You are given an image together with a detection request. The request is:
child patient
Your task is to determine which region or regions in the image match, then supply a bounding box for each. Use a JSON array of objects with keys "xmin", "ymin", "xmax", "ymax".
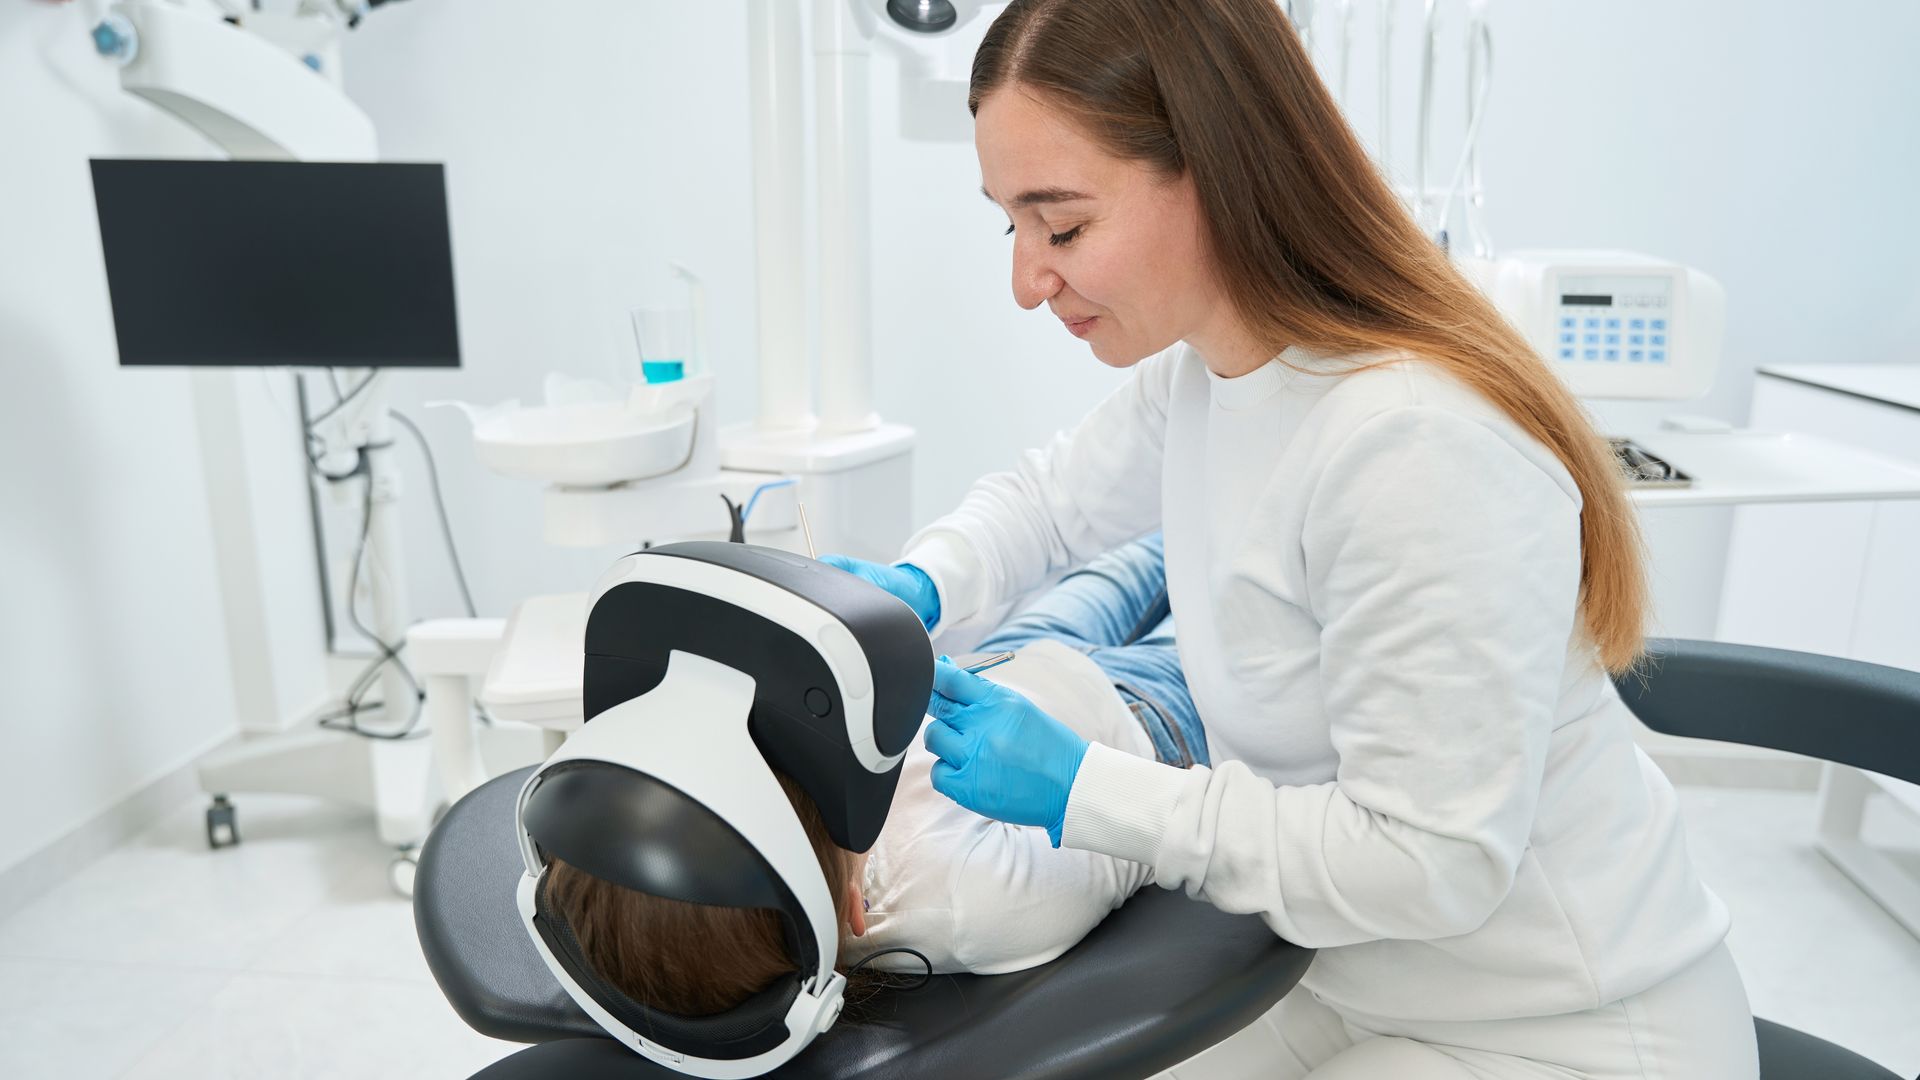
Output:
[{"xmin": 546, "ymin": 534, "xmax": 1204, "ymax": 1017}]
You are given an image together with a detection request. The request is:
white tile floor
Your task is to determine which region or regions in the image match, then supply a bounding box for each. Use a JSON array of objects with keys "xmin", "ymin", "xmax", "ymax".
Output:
[
  {"xmin": 0, "ymin": 794, "xmax": 520, "ymax": 1079},
  {"xmin": 1, "ymin": 784, "xmax": 1916, "ymax": 1079}
]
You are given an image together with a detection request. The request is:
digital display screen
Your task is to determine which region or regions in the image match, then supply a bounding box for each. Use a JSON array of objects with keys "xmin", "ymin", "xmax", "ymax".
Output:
[
  {"xmin": 1560, "ymin": 294, "xmax": 1613, "ymax": 307},
  {"xmin": 91, "ymin": 159, "xmax": 460, "ymax": 368}
]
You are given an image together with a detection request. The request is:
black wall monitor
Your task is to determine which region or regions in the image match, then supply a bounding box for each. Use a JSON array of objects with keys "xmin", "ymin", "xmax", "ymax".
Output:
[{"xmin": 90, "ymin": 159, "xmax": 460, "ymax": 369}]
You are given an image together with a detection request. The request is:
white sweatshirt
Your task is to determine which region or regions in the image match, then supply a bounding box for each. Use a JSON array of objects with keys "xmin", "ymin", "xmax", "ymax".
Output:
[
  {"xmin": 899, "ymin": 344, "xmax": 1730, "ymax": 1023},
  {"xmin": 850, "ymin": 640, "xmax": 1156, "ymax": 975}
]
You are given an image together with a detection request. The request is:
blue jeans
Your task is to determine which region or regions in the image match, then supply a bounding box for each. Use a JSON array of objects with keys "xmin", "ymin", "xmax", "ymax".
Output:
[{"xmin": 973, "ymin": 534, "xmax": 1208, "ymax": 768}]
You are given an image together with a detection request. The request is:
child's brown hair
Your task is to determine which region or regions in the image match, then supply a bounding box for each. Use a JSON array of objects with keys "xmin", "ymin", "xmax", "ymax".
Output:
[{"xmin": 544, "ymin": 771, "xmax": 857, "ymax": 1017}]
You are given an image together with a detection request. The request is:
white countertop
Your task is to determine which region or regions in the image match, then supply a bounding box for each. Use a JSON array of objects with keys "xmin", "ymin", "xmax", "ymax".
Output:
[
  {"xmin": 1758, "ymin": 363, "xmax": 1920, "ymax": 412},
  {"xmin": 1623, "ymin": 429, "xmax": 1920, "ymax": 507},
  {"xmin": 470, "ymin": 432, "xmax": 1920, "ymax": 719}
]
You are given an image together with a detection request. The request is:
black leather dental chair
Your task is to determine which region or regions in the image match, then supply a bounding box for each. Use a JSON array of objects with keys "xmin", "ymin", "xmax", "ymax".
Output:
[
  {"xmin": 417, "ymin": 635, "xmax": 1920, "ymax": 1078},
  {"xmin": 416, "ymin": 763, "xmax": 1315, "ymax": 1079},
  {"xmin": 1615, "ymin": 638, "xmax": 1920, "ymax": 1080}
]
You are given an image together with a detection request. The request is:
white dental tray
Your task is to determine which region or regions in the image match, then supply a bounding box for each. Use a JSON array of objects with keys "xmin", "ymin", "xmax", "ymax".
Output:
[
  {"xmin": 468, "ymin": 401, "xmax": 695, "ymax": 488},
  {"xmin": 479, "ymin": 591, "xmax": 588, "ymax": 730}
]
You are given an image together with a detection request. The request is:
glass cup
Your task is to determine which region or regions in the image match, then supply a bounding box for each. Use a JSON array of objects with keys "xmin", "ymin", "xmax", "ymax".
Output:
[{"xmin": 630, "ymin": 305, "xmax": 692, "ymax": 384}]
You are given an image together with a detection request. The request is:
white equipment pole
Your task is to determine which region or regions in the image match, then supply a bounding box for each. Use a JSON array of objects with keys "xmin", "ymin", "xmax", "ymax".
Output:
[
  {"xmin": 813, "ymin": 0, "xmax": 879, "ymax": 435},
  {"xmin": 359, "ymin": 381, "xmax": 416, "ymax": 742},
  {"xmin": 747, "ymin": 0, "xmax": 815, "ymax": 434}
]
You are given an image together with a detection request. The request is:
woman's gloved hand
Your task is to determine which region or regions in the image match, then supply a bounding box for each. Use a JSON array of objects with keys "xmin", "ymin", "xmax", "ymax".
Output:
[
  {"xmin": 924, "ymin": 657, "xmax": 1090, "ymax": 847},
  {"xmin": 817, "ymin": 554, "xmax": 941, "ymax": 631}
]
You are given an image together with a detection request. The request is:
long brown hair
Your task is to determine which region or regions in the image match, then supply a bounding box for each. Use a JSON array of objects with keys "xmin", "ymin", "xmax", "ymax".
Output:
[
  {"xmin": 971, "ymin": 0, "xmax": 1648, "ymax": 674},
  {"xmin": 545, "ymin": 772, "xmax": 858, "ymax": 1017}
]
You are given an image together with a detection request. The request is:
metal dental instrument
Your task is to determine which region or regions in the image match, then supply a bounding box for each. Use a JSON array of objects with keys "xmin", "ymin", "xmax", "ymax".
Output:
[
  {"xmin": 1416, "ymin": 0, "xmax": 1438, "ymax": 237},
  {"xmin": 963, "ymin": 651, "xmax": 1016, "ymax": 675},
  {"xmin": 1462, "ymin": 1, "xmax": 1495, "ymax": 257},
  {"xmin": 797, "ymin": 501, "xmax": 818, "ymax": 558},
  {"xmin": 1333, "ymin": 0, "xmax": 1353, "ymax": 106},
  {"xmin": 1291, "ymin": 0, "xmax": 1317, "ymax": 57},
  {"xmin": 1433, "ymin": 16, "xmax": 1494, "ymax": 253},
  {"xmin": 1379, "ymin": 0, "xmax": 1395, "ymax": 166}
]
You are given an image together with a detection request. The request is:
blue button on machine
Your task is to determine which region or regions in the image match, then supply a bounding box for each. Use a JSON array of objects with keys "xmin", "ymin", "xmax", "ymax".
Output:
[
  {"xmin": 1651, "ymin": 319, "xmax": 1667, "ymax": 331},
  {"xmin": 1629, "ymin": 318, "xmax": 1645, "ymax": 330},
  {"xmin": 1629, "ymin": 334, "xmax": 1645, "ymax": 346},
  {"xmin": 1651, "ymin": 334, "xmax": 1666, "ymax": 346},
  {"xmin": 1560, "ymin": 332, "xmax": 1576, "ymax": 345},
  {"xmin": 1605, "ymin": 318, "xmax": 1621, "ymax": 329},
  {"xmin": 1584, "ymin": 348, "xmax": 1599, "ymax": 361},
  {"xmin": 1559, "ymin": 348, "xmax": 1575, "ymax": 360},
  {"xmin": 1561, "ymin": 317, "xmax": 1577, "ymax": 330},
  {"xmin": 1604, "ymin": 349, "xmax": 1620, "ymax": 361},
  {"xmin": 1629, "ymin": 350, "xmax": 1644, "ymax": 362},
  {"xmin": 1585, "ymin": 318, "xmax": 1601, "ymax": 329},
  {"xmin": 1605, "ymin": 333, "xmax": 1620, "ymax": 345},
  {"xmin": 1650, "ymin": 349, "xmax": 1666, "ymax": 362}
]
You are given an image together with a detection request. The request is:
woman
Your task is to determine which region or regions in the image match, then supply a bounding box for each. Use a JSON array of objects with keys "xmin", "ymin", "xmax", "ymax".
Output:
[{"xmin": 822, "ymin": 1, "xmax": 1759, "ymax": 1076}]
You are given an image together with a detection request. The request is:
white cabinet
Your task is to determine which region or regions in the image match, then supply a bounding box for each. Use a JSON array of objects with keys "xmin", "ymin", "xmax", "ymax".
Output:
[
  {"xmin": 1717, "ymin": 363, "xmax": 1920, "ymax": 937},
  {"xmin": 1719, "ymin": 366, "xmax": 1920, "ymax": 667}
]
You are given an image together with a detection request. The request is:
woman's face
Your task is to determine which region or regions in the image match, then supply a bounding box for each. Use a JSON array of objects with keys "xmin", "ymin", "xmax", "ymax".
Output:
[{"xmin": 975, "ymin": 87, "xmax": 1218, "ymax": 368}]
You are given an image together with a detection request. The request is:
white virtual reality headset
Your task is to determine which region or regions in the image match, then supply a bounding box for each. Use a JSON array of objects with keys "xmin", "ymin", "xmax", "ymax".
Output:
[{"xmin": 513, "ymin": 541, "xmax": 934, "ymax": 1078}]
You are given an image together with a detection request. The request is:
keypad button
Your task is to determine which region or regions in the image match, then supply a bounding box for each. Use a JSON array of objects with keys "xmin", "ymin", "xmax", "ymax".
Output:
[
  {"xmin": 1650, "ymin": 349, "xmax": 1666, "ymax": 362},
  {"xmin": 1629, "ymin": 350, "xmax": 1644, "ymax": 362},
  {"xmin": 1584, "ymin": 318, "xmax": 1601, "ymax": 329},
  {"xmin": 1560, "ymin": 332, "xmax": 1576, "ymax": 345},
  {"xmin": 1604, "ymin": 349, "xmax": 1620, "ymax": 361},
  {"xmin": 1605, "ymin": 333, "xmax": 1620, "ymax": 345},
  {"xmin": 1605, "ymin": 318, "xmax": 1621, "ymax": 329},
  {"xmin": 1584, "ymin": 348, "xmax": 1599, "ymax": 360},
  {"xmin": 1561, "ymin": 317, "xmax": 1578, "ymax": 330},
  {"xmin": 1651, "ymin": 319, "xmax": 1667, "ymax": 331},
  {"xmin": 1630, "ymin": 318, "xmax": 1646, "ymax": 330},
  {"xmin": 1628, "ymin": 334, "xmax": 1644, "ymax": 346},
  {"xmin": 1651, "ymin": 334, "xmax": 1666, "ymax": 346},
  {"xmin": 1584, "ymin": 333, "xmax": 1600, "ymax": 345},
  {"xmin": 1559, "ymin": 348, "xmax": 1576, "ymax": 360}
]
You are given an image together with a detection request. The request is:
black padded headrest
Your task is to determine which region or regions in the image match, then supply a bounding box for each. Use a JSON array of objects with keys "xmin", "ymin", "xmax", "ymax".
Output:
[{"xmin": 419, "ymin": 767, "xmax": 1316, "ymax": 1079}]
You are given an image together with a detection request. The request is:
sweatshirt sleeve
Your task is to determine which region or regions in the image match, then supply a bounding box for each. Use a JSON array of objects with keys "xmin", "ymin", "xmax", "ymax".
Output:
[
  {"xmin": 1059, "ymin": 405, "xmax": 1586, "ymax": 946},
  {"xmin": 946, "ymin": 822, "xmax": 1153, "ymax": 974},
  {"xmin": 897, "ymin": 348, "xmax": 1180, "ymax": 628}
]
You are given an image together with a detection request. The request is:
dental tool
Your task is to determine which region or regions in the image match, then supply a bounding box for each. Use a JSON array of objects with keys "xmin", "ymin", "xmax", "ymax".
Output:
[
  {"xmin": 962, "ymin": 651, "xmax": 1016, "ymax": 675},
  {"xmin": 798, "ymin": 501, "xmax": 818, "ymax": 558}
]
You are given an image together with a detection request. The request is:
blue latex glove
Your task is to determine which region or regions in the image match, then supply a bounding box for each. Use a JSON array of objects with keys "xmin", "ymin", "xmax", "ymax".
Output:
[
  {"xmin": 924, "ymin": 657, "xmax": 1090, "ymax": 847},
  {"xmin": 818, "ymin": 554, "xmax": 941, "ymax": 631}
]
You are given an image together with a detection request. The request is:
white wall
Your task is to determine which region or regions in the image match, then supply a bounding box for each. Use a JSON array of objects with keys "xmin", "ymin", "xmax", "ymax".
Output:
[
  {"xmin": 337, "ymin": 0, "xmax": 1134, "ymax": 622},
  {"xmin": 338, "ymin": 0, "xmax": 1920, "ymax": 643},
  {"xmin": 7, "ymin": 0, "xmax": 1915, "ymax": 881},
  {"xmin": 338, "ymin": 0, "xmax": 781, "ymax": 612},
  {"xmin": 0, "ymin": 1, "xmax": 276, "ymax": 876},
  {"xmin": 1466, "ymin": 1, "xmax": 1920, "ymax": 637}
]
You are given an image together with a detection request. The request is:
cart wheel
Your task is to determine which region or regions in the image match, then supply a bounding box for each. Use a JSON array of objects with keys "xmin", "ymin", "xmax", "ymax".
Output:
[
  {"xmin": 206, "ymin": 795, "xmax": 239, "ymax": 850},
  {"xmin": 389, "ymin": 847, "xmax": 420, "ymax": 898}
]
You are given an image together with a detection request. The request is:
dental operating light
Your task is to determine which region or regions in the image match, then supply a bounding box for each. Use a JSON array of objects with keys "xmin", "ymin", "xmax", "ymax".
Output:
[
  {"xmin": 887, "ymin": 0, "xmax": 957, "ymax": 33},
  {"xmin": 873, "ymin": 0, "xmax": 986, "ymax": 37}
]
